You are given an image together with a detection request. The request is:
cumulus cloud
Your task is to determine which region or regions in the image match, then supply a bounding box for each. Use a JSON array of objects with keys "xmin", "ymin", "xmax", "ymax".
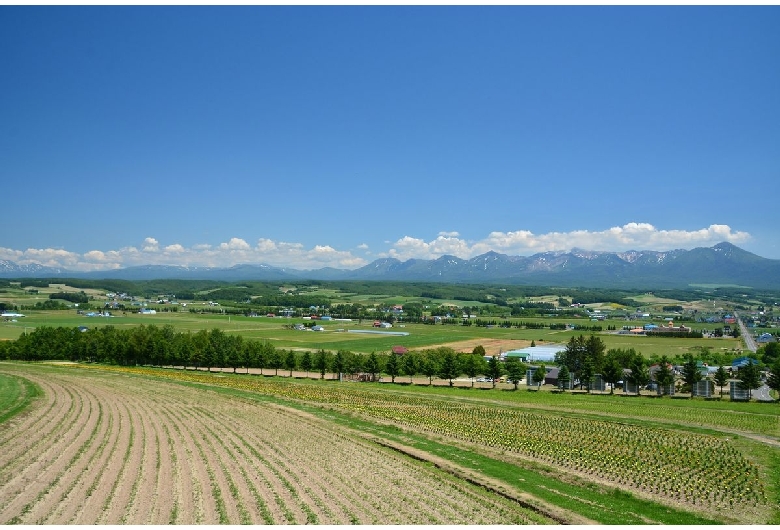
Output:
[
  {"xmin": 142, "ymin": 237, "xmax": 159, "ymax": 252},
  {"xmin": 164, "ymin": 244, "xmax": 186, "ymax": 253},
  {"xmin": 219, "ymin": 238, "xmax": 251, "ymax": 251},
  {"xmin": 0, "ymin": 247, "xmax": 24, "ymax": 261},
  {"xmin": 386, "ymin": 223, "xmax": 752, "ymax": 260},
  {"xmin": 387, "ymin": 234, "xmax": 473, "ymax": 261},
  {"xmin": 1, "ymin": 223, "xmax": 753, "ymax": 272}
]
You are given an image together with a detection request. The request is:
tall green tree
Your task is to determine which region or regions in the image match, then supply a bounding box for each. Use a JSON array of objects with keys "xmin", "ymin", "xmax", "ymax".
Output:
[
  {"xmin": 601, "ymin": 355, "xmax": 622, "ymax": 394},
  {"xmin": 333, "ymin": 350, "xmax": 347, "ymax": 380},
  {"xmin": 681, "ymin": 354, "xmax": 703, "ymax": 398},
  {"xmin": 300, "ymin": 350, "xmax": 313, "ymax": 377},
  {"xmin": 268, "ymin": 347, "xmax": 283, "ymax": 376},
  {"xmin": 315, "ymin": 349, "xmax": 330, "ymax": 379},
  {"xmin": 284, "ymin": 349, "xmax": 298, "ymax": 376},
  {"xmin": 737, "ymin": 361, "xmax": 762, "ymax": 400},
  {"xmin": 532, "ymin": 365, "xmax": 546, "ymax": 389},
  {"xmin": 438, "ymin": 348, "xmax": 460, "ymax": 387},
  {"xmin": 627, "ymin": 353, "xmax": 649, "ymax": 395},
  {"xmin": 713, "ymin": 365, "xmax": 730, "ymax": 396},
  {"xmin": 240, "ymin": 340, "xmax": 255, "ymax": 373},
  {"xmin": 402, "ymin": 352, "xmax": 419, "ymax": 383},
  {"xmin": 257, "ymin": 341, "xmax": 274, "ymax": 374},
  {"xmin": 365, "ymin": 351, "xmax": 381, "ymax": 381},
  {"xmin": 385, "ymin": 352, "xmax": 400, "ymax": 383},
  {"xmin": 208, "ymin": 328, "xmax": 227, "ymax": 371},
  {"xmin": 760, "ymin": 342, "xmax": 780, "ymax": 365},
  {"xmin": 766, "ymin": 359, "xmax": 780, "ymax": 401},
  {"xmin": 586, "ymin": 334, "xmax": 606, "ymax": 375},
  {"xmin": 225, "ymin": 334, "xmax": 243, "ymax": 373},
  {"xmin": 654, "ymin": 355, "xmax": 675, "ymax": 395},
  {"xmin": 462, "ymin": 353, "xmax": 485, "ymax": 387},
  {"xmin": 504, "ymin": 357, "xmax": 526, "ymax": 390},
  {"xmin": 190, "ymin": 329, "xmax": 209, "ymax": 370},
  {"xmin": 557, "ymin": 364, "xmax": 571, "ymax": 391},
  {"xmin": 345, "ymin": 351, "xmax": 364, "ymax": 377},
  {"xmin": 606, "ymin": 347, "xmax": 640, "ymax": 370},
  {"xmin": 557, "ymin": 335, "xmax": 586, "ymax": 388},
  {"xmin": 487, "ymin": 355, "xmax": 504, "ymax": 388},
  {"xmin": 419, "ymin": 350, "xmax": 439, "ymax": 385}
]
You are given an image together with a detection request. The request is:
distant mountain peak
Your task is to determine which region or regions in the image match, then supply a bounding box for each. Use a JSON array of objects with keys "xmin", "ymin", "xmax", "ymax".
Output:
[{"xmin": 0, "ymin": 242, "xmax": 776, "ymax": 289}]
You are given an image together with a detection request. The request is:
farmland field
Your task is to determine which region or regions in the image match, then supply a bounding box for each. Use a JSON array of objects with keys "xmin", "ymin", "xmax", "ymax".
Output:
[
  {"xmin": 0, "ymin": 307, "xmax": 744, "ymax": 358},
  {"xmin": 0, "ymin": 362, "xmax": 552, "ymax": 524},
  {"xmin": 1, "ymin": 361, "xmax": 778, "ymax": 524}
]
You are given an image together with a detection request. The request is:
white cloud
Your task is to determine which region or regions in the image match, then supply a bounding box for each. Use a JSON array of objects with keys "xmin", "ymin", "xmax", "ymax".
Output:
[
  {"xmin": 385, "ymin": 223, "xmax": 752, "ymax": 260},
  {"xmin": 1, "ymin": 223, "xmax": 753, "ymax": 272},
  {"xmin": 142, "ymin": 237, "xmax": 159, "ymax": 252},
  {"xmin": 164, "ymin": 244, "xmax": 186, "ymax": 253},
  {"xmin": 0, "ymin": 247, "xmax": 24, "ymax": 261},
  {"xmin": 387, "ymin": 234, "xmax": 472, "ymax": 261},
  {"xmin": 219, "ymin": 238, "xmax": 251, "ymax": 251}
]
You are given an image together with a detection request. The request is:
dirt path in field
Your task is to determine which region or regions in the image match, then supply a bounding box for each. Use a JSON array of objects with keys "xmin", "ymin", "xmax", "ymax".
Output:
[{"xmin": 0, "ymin": 364, "xmax": 557, "ymax": 524}]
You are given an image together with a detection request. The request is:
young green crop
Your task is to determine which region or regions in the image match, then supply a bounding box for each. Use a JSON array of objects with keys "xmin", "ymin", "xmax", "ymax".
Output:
[{"xmin": 72, "ymin": 364, "xmax": 770, "ymax": 515}]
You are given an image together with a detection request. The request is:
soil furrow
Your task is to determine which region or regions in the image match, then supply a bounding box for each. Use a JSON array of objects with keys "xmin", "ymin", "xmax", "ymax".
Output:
[{"xmin": 0, "ymin": 380, "xmax": 90, "ymax": 523}]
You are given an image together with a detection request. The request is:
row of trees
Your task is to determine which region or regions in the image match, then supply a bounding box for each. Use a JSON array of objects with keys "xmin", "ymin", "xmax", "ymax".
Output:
[
  {"xmin": 0, "ymin": 325, "xmax": 532, "ymax": 387},
  {"xmin": 2, "ymin": 326, "xmax": 777, "ymax": 399},
  {"xmin": 555, "ymin": 334, "xmax": 773, "ymax": 399}
]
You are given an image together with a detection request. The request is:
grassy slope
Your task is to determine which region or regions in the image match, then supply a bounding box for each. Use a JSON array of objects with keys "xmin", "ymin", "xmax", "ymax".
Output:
[{"xmin": 0, "ymin": 372, "xmax": 41, "ymax": 424}]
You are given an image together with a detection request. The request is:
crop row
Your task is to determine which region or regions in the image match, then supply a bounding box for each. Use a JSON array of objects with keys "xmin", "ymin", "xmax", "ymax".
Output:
[
  {"xmin": 83, "ymin": 365, "xmax": 768, "ymax": 512},
  {"xmin": 1, "ymin": 364, "xmax": 551, "ymax": 524},
  {"xmin": 513, "ymin": 393, "xmax": 780, "ymax": 437}
]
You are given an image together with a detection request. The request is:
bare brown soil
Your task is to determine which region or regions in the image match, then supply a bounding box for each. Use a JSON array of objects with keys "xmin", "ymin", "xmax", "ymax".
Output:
[
  {"xmin": 0, "ymin": 364, "xmax": 551, "ymax": 524},
  {"xmin": 415, "ymin": 338, "xmax": 532, "ymax": 355}
]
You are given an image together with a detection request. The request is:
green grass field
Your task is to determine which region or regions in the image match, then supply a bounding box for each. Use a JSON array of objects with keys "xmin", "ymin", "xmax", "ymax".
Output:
[
  {"xmin": 1, "ymin": 307, "xmax": 744, "ymax": 358},
  {"xmin": 0, "ymin": 280, "xmax": 753, "ymax": 361}
]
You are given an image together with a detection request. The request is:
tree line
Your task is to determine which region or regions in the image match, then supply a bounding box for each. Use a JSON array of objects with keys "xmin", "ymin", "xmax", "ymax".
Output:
[
  {"xmin": 2, "ymin": 326, "xmax": 777, "ymax": 400},
  {"xmin": 556, "ymin": 334, "xmax": 773, "ymax": 399},
  {"xmin": 0, "ymin": 325, "xmax": 526, "ymax": 386}
]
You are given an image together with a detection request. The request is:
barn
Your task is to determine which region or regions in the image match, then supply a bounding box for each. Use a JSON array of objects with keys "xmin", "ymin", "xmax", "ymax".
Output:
[{"xmin": 504, "ymin": 344, "xmax": 566, "ymax": 363}]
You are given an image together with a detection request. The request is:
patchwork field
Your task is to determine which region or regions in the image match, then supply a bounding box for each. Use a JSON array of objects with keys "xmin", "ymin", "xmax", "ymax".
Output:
[{"xmin": 1, "ymin": 361, "xmax": 778, "ymax": 525}]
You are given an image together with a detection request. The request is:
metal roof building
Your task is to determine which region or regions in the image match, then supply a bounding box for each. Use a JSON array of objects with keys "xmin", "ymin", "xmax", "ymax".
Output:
[{"xmin": 503, "ymin": 344, "xmax": 566, "ymax": 363}]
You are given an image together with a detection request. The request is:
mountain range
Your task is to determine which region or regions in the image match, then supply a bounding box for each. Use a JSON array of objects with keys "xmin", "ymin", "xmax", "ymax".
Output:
[{"xmin": 2, "ymin": 242, "xmax": 779, "ymax": 289}]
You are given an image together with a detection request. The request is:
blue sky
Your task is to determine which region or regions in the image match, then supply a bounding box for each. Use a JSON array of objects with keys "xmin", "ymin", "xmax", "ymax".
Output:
[{"xmin": 2, "ymin": 6, "xmax": 779, "ymax": 271}]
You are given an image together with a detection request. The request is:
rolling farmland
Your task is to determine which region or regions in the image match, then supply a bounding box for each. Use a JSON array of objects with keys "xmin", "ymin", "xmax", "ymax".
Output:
[
  {"xmin": 1, "ymin": 362, "xmax": 778, "ymax": 524},
  {"xmin": 0, "ymin": 363, "xmax": 553, "ymax": 524}
]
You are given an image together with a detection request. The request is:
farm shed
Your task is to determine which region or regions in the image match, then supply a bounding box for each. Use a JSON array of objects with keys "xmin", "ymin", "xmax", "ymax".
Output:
[
  {"xmin": 506, "ymin": 344, "xmax": 566, "ymax": 363},
  {"xmin": 544, "ymin": 366, "xmax": 560, "ymax": 386},
  {"xmin": 504, "ymin": 350, "xmax": 530, "ymax": 362}
]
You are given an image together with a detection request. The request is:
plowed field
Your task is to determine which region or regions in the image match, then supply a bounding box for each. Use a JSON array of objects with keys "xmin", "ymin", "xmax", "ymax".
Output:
[{"xmin": 0, "ymin": 364, "xmax": 550, "ymax": 524}]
